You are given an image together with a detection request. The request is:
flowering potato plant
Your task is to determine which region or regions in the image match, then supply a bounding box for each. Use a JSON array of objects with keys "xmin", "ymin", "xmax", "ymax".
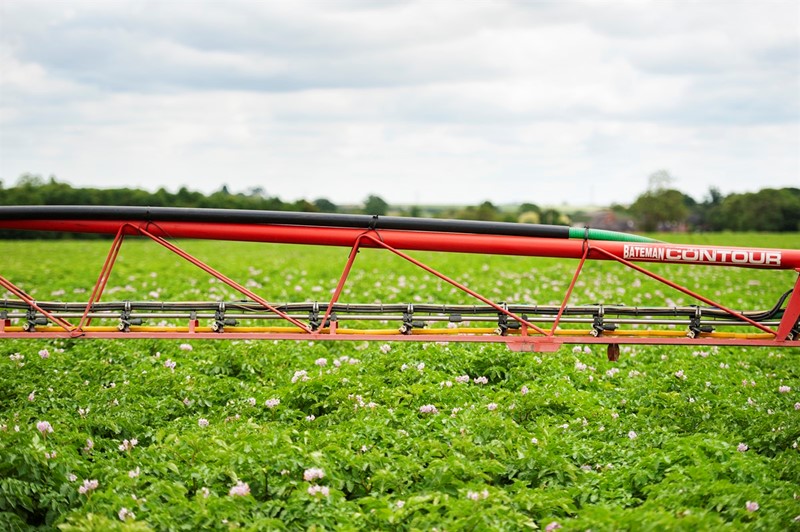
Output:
[{"xmin": 0, "ymin": 234, "xmax": 799, "ymax": 530}]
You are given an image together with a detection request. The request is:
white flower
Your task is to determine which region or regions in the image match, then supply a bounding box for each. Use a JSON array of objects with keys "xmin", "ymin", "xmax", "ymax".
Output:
[
  {"xmin": 118, "ymin": 507, "xmax": 135, "ymax": 521},
  {"xmin": 128, "ymin": 467, "xmax": 141, "ymax": 478},
  {"xmin": 303, "ymin": 468, "xmax": 325, "ymax": 482},
  {"xmin": 198, "ymin": 418, "xmax": 209, "ymax": 427},
  {"xmin": 628, "ymin": 431, "xmax": 638, "ymax": 440}
]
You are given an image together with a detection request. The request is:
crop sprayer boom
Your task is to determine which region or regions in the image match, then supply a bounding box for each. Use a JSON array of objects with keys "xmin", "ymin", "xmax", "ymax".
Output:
[{"xmin": 1, "ymin": 206, "xmax": 798, "ymax": 355}]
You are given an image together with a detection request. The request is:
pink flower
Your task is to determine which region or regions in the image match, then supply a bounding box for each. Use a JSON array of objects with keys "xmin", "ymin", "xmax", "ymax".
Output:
[
  {"xmin": 545, "ymin": 522, "xmax": 562, "ymax": 531},
  {"xmin": 315, "ymin": 358, "xmax": 327, "ymax": 367},
  {"xmin": 575, "ymin": 361, "xmax": 587, "ymax": 371},
  {"xmin": 247, "ymin": 397, "xmax": 256, "ymax": 406},
  {"xmin": 779, "ymin": 386, "xmax": 791, "ymax": 394},
  {"xmin": 303, "ymin": 467, "xmax": 325, "ymax": 482},
  {"xmin": 179, "ymin": 343, "xmax": 193, "ymax": 351},
  {"xmin": 487, "ymin": 403, "xmax": 498, "ymax": 411},
  {"xmin": 419, "ymin": 404, "xmax": 438, "ymax": 414},
  {"xmin": 628, "ymin": 431, "xmax": 638, "ymax": 440},
  {"xmin": 164, "ymin": 359, "xmax": 176, "ymax": 371},
  {"xmin": 228, "ymin": 480, "xmax": 250, "ymax": 497},
  {"xmin": 291, "ymin": 370, "xmax": 309, "ymax": 383},
  {"xmin": 201, "ymin": 487, "xmax": 210, "ymax": 498},
  {"xmin": 118, "ymin": 438, "xmax": 137, "ymax": 452},
  {"xmin": 38, "ymin": 349, "xmax": 50, "ymax": 359},
  {"xmin": 379, "ymin": 344, "xmax": 391, "ymax": 354},
  {"xmin": 27, "ymin": 391, "xmax": 35, "ymax": 402},
  {"xmin": 737, "ymin": 443, "xmax": 748, "ymax": 452},
  {"xmin": 78, "ymin": 479, "xmax": 99, "ymax": 495},
  {"xmin": 674, "ymin": 370, "xmax": 686, "ymax": 380},
  {"xmin": 746, "ymin": 500, "xmax": 759, "ymax": 512},
  {"xmin": 794, "ymin": 402, "xmax": 800, "ymax": 410},
  {"xmin": 128, "ymin": 467, "xmax": 140, "ymax": 478},
  {"xmin": 307, "ymin": 485, "xmax": 330, "ymax": 496},
  {"xmin": 118, "ymin": 507, "xmax": 135, "ymax": 521},
  {"xmin": 455, "ymin": 375, "xmax": 470, "ymax": 384},
  {"xmin": 36, "ymin": 421, "xmax": 53, "ymax": 435},
  {"xmin": 198, "ymin": 418, "xmax": 209, "ymax": 427},
  {"xmin": 265, "ymin": 398, "xmax": 280, "ymax": 408},
  {"xmin": 520, "ymin": 385, "xmax": 529, "ymax": 395},
  {"xmin": 473, "ymin": 376, "xmax": 488, "ymax": 385},
  {"xmin": 84, "ymin": 439, "xmax": 94, "ymax": 452}
]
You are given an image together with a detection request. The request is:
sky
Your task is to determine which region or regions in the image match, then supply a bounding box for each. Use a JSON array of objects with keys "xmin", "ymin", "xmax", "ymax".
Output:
[{"xmin": 1, "ymin": 0, "xmax": 798, "ymax": 207}]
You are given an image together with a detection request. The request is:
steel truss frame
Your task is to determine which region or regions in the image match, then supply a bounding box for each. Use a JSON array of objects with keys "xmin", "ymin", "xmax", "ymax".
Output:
[{"xmin": 1, "ymin": 219, "xmax": 799, "ymax": 353}]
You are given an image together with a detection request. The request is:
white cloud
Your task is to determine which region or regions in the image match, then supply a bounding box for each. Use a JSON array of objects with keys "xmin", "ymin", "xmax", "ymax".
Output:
[{"xmin": 0, "ymin": 0, "xmax": 797, "ymax": 206}]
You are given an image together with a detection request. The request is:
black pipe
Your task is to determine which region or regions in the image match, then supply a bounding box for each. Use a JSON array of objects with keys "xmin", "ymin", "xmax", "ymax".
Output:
[{"xmin": 0, "ymin": 205, "xmax": 571, "ymax": 239}]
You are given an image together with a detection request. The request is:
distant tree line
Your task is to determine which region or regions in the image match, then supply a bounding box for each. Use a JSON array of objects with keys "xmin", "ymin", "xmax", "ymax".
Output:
[
  {"xmin": 1, "ymin": 173, "xmax": 798, "ymax": 238},
  {"xmin": 624, "ymin": 170, "xmax": 800, "ymax": 232}
]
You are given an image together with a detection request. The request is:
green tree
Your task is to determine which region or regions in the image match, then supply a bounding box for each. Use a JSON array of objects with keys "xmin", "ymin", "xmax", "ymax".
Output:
[
  {"xmin": 313, "ymin": 198, "xmax": 338, "ymax": 213},
  {"xmin": 629, "ymin": 189, "xmax": 689, "ymax": 231},
  {"xmin": 363, "ymin": 195, "xmax": 389, "ymax": 215}
]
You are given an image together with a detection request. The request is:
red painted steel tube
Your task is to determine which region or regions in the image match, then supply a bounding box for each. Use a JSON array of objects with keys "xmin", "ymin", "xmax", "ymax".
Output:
[{"xmin": 3, "ymin": 219, "xmax": 800, "ymax": 270}]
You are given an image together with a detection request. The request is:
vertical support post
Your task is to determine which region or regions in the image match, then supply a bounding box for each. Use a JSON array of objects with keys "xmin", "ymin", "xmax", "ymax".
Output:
[
  {"xmin": 318, "ymin": 235, "xmax": 366, "ymax": 334},
  {"xmin": 77, "ymin": 225, "xmax": 128, "ymax": 330},
  {"xmin": 550, "ymin": 243, "xmax": 590, "ymax": 335},
  {"xmin": 775, "ymin": 270, "xmax": 800, "ymax": 341}
]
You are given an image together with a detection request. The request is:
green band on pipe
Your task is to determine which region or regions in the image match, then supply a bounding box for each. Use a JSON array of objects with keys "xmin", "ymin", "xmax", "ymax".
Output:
[{"xmin": 568, "ymin": 227, "xmax": 660, "ymax": 243}]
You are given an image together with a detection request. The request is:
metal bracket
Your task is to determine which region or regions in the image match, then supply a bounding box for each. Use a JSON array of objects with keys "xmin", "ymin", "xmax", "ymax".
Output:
[
  {"xmin": 687, "ymin": 307, "xmax": 714, "ymax": 339},
  {"xmin": 212, "ymin": 302, "xmax": 237, "ymax": 332},
  {"xmin": 399, "ymin": 304, "xmax": 425, "ymax": 334},
  {"xmin": 117, "ymin": 300, "xmax": 142, "ymax": 332},
  {"xmin": 590, "ymin": 305, "xmax": 617, "ymax": 337},
  {"xmin": 22, "ymin": 305, "xmax": 48, "ymax": 332}
]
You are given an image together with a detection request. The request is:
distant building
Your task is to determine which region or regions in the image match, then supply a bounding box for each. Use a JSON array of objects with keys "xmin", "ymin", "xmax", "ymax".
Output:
[{"xmin": 587, "ymin": 210, "xmax": 636, "ymax": 232}]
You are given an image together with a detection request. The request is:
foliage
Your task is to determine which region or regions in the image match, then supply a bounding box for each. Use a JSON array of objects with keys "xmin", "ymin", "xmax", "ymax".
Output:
[
  {"xmin": 363, "ymin": 195, "xmax": 389, "ymax": 216},
  {"xmin": 3, "ymin": 174, "xmax": 800, "ymax": 234},
  {"xmin": 1, "ymin": 234, "xmax": 799, "ymax": 530},
  {"xmin": 628, "ymin": 189, "xmax": 690, "ymax": 232}
]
